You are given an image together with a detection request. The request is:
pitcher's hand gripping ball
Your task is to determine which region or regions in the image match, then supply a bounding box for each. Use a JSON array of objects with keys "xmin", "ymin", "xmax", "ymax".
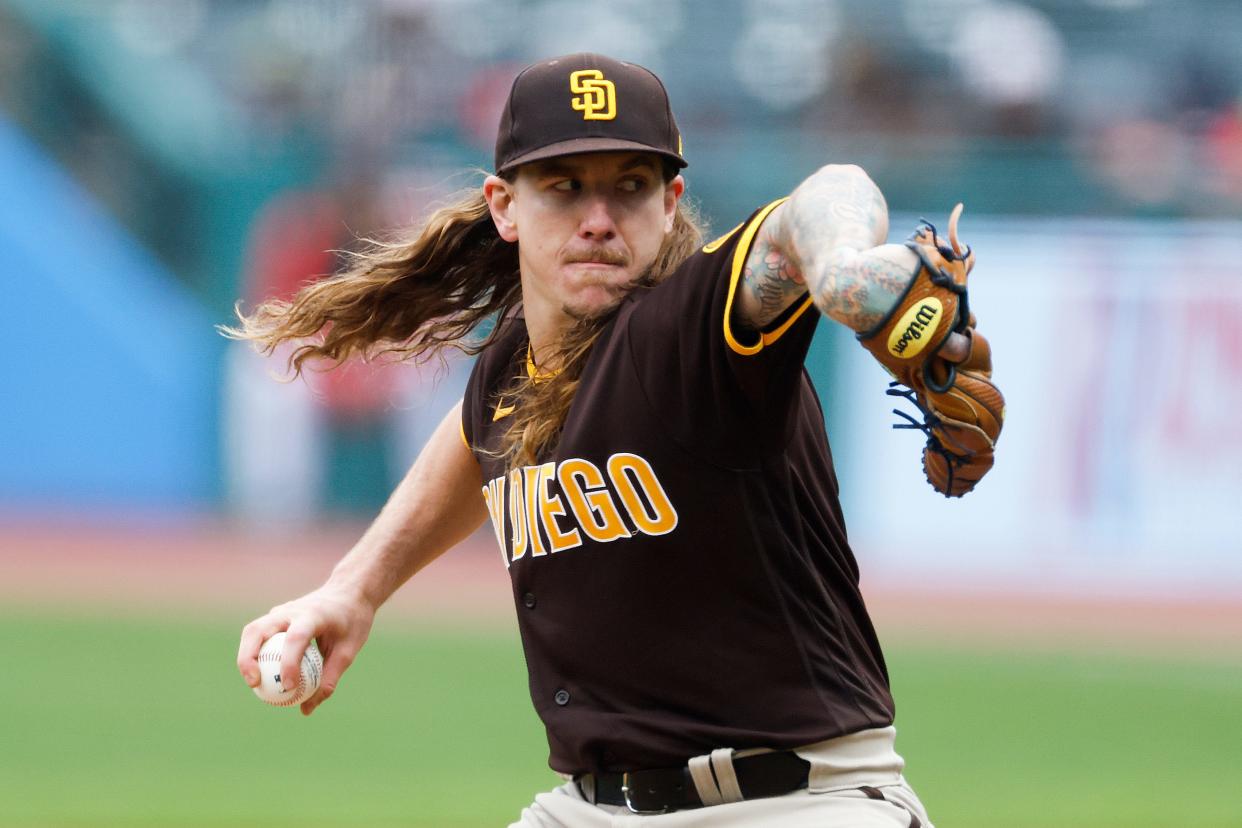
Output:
[
  {"xmin": 254, "ymin": 631, "xmax": 323, "ymax": 707},
  {"xmin": 857, "ymin": 204, "xmax": 1005, "ymax": 497}
]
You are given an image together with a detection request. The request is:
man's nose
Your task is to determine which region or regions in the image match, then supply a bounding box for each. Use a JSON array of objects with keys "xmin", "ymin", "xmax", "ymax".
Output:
[{"xmin": 578, "ymin": 196, "xmax": 617, "ymax": 240}]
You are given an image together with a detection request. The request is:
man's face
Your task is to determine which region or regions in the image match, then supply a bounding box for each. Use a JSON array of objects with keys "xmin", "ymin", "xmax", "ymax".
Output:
[{"xmin": 485, "ymin": 152, "xmax": 684, "ymax": 324}]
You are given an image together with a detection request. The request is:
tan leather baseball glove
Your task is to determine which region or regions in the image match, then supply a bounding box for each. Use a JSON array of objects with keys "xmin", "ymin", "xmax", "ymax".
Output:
[{"xmin": 857, "ymin": 204, "xmax": 1004, "ymax": 497}]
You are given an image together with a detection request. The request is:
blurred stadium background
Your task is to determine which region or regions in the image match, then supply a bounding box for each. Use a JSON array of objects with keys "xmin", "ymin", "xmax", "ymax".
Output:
[{"xmin": 2, "ymin": 0, "xmax": 1241, "ymax": 826}]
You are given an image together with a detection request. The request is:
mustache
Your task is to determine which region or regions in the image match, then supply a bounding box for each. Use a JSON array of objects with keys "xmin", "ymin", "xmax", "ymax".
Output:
[{"xmin": 563, "ymin": 247, "xmax": 629, "ymax": 266}]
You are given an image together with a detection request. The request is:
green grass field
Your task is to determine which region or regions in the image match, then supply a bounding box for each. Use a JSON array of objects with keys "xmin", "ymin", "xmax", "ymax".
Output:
[{"xmin": 4, "ymin": 609, "xmax": 1241, "ymax": 827}]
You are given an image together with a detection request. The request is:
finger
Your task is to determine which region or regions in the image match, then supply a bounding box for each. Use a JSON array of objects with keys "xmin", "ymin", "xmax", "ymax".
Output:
[
  {"xmin": 280, "ymin": 621, "xmax": 318, "ymax": 693},
  {"xmin": 299, "ymin": 644, "xmax": 357, "ymax": 716},
  {"xmin": 319, "ymin": 645, "xmax": 356, "ymax": 695},
  {"xmin": 300, "ymin": 685, "xmax": 334, "ymax": 716},
  {"xmin": 947, "ymin": 202, "xmax": 964, "ymax": 255},
  {"xmin": 937, "ymin": 331, "xmax": 970, "ymax": 363},
  {"xmin": 237, "ymin": 615, "xmax": 288, "ymax": 687}
]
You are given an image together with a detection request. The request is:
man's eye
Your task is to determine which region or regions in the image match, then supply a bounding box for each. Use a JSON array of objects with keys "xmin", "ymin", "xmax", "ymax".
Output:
[
  {"xmin": 552, "ymin": 179, "xmax": 579, "ymax": 192},
  {"xmin": 618, "ymin": 178, "xmax": 646, "ymax": 193}
]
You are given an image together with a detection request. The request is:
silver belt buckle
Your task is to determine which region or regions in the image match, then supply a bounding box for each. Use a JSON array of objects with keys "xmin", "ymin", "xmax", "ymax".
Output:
[{"xmin": 621, "ymin": 772, "xmax": 672, "ymax": 815}]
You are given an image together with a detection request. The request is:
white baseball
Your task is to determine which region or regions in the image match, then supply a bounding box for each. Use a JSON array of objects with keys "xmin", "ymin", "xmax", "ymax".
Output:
[{"xmin": 254, "ymin": 631, "xmax": 323, "ymax": 707}]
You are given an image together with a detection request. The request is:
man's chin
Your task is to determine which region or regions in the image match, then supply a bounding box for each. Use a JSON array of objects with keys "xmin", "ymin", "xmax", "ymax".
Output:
[
  {"xmin": 560, "ymin": 268, "xmax": 655, "ymax": 321},
  {"xmin": 562, "ymin": 294, "xmax": 625, "ymax": 322},
  {"xmin": 561, "ymin": 283, "xmax": 630, "ymax": 321}
]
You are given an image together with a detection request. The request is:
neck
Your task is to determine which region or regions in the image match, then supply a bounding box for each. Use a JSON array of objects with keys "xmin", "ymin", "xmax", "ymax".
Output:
[
  {"xmin": 523, "ymin": 302, "xmax": 571, "ymax": 372},
  {"xmin": 519, "ymin": 264, "xmax": 578, "ymax": 370}
]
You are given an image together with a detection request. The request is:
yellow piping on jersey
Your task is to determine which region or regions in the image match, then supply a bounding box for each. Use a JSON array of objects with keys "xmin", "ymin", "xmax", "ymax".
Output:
[
  {"xmin": 702, "ymin": 220, "xmax": 744, "ymax": 254},
  {"xmin": 526, "ymin": 345, "xmax": 559, "ymax": 382},
  {"xmin": 487, "ymin": 348, "xmax": 552, "ymax": 424},
  {"xmin": 722, "ymin": 198, "xmax": 815, "ymax": 356}
]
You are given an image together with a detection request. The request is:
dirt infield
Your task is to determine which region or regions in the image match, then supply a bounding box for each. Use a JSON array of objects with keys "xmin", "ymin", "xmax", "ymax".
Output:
[
  {"xmin": 0, "ymin": 519, "xmax": 515, "ymax": 626},
  {"xmin": 3, "ymin": 519, "xmax": 1239, "ymax": 655}
]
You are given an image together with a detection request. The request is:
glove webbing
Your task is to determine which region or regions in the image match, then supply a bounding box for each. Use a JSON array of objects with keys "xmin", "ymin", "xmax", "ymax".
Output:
[{"xmin": 886, "ymin": 382, "xmax": 976, "ymax": 494}]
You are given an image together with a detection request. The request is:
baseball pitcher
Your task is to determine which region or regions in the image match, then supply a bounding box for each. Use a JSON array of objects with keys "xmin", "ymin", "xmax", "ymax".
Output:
[{"xmin": 232, "ymin": 53, "xmax": 1003, "ymax": 826}]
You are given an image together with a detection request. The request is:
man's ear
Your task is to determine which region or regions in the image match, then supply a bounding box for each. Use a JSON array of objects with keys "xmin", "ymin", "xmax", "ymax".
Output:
[
  {"xmin": 483, "ymin": 175, "xmax": 519, "ymax": 242},
  {"xmin": 664, "ymin": 174, "xmax": 685, "ymax": 233}
]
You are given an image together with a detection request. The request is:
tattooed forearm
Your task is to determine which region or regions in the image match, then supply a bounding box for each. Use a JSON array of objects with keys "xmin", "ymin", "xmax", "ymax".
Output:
[
  {"xmin": 739, "ymin": 242, "xmax": 808, "ymax": 329},
  {"xmin": 732, "ymin": 164, "xmax": 917, "ymax": 333},
  {"xmin": 784, "ymin": 164, "xmax": 889, "ymax": 262},
  {"xmin": 810, "ymin": 244, "xmax": 919, "ymax": 332},
  {"xmin": 780, "ymin": 165, "xmax": 921, "ymax": 332}
]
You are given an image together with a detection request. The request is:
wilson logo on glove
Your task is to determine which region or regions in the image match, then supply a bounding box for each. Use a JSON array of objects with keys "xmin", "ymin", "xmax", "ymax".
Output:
[
  {"xmin": 857, "ymin": 204, "xmax": 1005, "ymax": 498},
  {"xmin": 887, "ymin": 299, "xmax": 943, "ymax": 358}
]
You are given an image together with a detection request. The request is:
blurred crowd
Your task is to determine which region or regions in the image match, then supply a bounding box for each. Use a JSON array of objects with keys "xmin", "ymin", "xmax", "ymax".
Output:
[
  {"xmin": 2, "ymin": 0, "xmax": 1240, "ymax": 520},
  {"xmin": 4, "ymin": 0, "xmax": 1242, "ymax": 218}
]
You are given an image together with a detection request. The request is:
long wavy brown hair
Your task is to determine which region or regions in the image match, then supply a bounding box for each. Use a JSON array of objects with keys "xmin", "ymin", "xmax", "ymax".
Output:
[{"xmin": 223, "ymin": 169, "xmax": 705, "ymax": 469}]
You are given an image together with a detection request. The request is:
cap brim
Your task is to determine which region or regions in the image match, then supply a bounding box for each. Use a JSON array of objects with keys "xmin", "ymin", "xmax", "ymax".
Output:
[{"xmin": 497, "ymin": 137, "xmax": 687, "ymax": 174}]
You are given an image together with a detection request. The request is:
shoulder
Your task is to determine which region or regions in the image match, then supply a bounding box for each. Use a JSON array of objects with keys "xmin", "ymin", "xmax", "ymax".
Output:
[
  {"xmin": 625, "ymin": 198, "xmax": 799, "ymax": 345},
  {"xmin": 471, "ymin": 316, "xmax": 527, "ymax": 380},
  {"xmin": 629, "ymin": 199, "xmax": 789, "ymax": 308},
  {"xmin": 462, "ymin": 317, "xmax": 527, "ymax": 442}
]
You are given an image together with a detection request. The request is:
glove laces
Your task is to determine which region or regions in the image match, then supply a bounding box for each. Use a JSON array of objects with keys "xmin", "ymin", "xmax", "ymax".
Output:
[{"xmin": 886, "ymin": 381, "xmax": 974, "ymax": 463}]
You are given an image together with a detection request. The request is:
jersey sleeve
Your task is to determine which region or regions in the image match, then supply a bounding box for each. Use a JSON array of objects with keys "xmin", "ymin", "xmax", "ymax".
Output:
[
  {"xmin": 621, "ymin": 199, "xmax": 822, "ymax": 464},
  {"xmin": 460, "ymin": 357, "xmax": 481, "ymax": 453},
  {"xmin": 714, "ymin": 199, "xmax": 818, "ymax": 364}
]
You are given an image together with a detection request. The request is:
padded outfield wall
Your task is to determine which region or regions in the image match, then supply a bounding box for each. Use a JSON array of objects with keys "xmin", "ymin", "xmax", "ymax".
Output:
[{"xmin": 823, "ymin": 217, "xmax": 1242, "ymax": 597}]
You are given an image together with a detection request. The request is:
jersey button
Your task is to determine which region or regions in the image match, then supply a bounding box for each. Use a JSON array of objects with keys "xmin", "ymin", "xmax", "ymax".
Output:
[
  {"xmin": 553, "ymin": 689, "xmax": 570, "ymax": 706},
  {"xmin": 523, "ymin": 592, "xmax": 537, "ymax": 609}
]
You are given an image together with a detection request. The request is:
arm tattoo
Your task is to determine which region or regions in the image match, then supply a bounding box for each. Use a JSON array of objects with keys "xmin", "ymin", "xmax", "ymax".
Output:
[
  {"xmin": 780, "ymin": 165, "xmax": 917, "ymax": 332},
  {"xmin": 738, "ymin": 236, "xmax": 808, "ymax": 330},
  {"xmin": 732, "ymin": 165, "xmax": 914, "ymax": 334},
  {"xmin": 811, "ymin": 246, "xmax": 919, "ymax": 333},
  {"xmin": 787, "ymin": 165, "xmax": 888, "ymax": 256}
]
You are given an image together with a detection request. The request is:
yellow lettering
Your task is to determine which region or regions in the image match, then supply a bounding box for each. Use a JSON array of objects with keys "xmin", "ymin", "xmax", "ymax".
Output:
[
  {"xmin": 536, "ymin": 462, "xmax": 581, "ymax": 552},
  {"xmin": 558, "ymin": 458, "xmax": 631, "ymax": 544},
  {"xmin": 569, "ymin": 69, "xmax": 616, "ymax": 121},
  {"xmin": 498, "ymin": 456, "xmax": 678, "ymax": 561},
  {"xmin": 507, "ymin": 468, "xmax": 528, "ymax": 561},
  {"xmin": 607, "ymin": 453, "xmax": 678, "ymax": 536},
  {"xmin": 523, "ymin": 466, "xmax": 548, "ymax": 556},
  {"xmin": 482, "ymin": 477, "xmax": 508, "ymax": 566}
]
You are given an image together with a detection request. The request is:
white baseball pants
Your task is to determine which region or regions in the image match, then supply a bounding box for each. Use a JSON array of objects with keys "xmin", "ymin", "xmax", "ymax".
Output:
[{"xmin": 508, "ymin": 726, "xmax": 933, "ymax": 827}]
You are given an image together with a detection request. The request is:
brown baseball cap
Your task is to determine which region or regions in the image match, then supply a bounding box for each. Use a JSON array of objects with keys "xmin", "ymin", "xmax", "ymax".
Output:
[{"xmin": 494, "ymin": 53, "xmax": 687, "ymax": 175}]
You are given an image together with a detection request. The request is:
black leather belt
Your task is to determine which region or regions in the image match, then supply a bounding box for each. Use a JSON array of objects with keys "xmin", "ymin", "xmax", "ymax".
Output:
[{"xmin": 581, "ymin": 751, "xmax": 811, "ymax": 814}]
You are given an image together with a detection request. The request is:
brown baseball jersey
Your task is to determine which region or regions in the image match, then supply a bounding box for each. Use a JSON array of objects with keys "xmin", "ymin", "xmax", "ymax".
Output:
[{"xmin": 461, "ymin": 200, "xmax": 895, "ymax": 777}]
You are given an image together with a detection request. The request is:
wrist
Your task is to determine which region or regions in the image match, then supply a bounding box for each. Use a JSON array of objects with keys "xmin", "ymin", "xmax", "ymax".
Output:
[
  {"xmin": 326, "ymin": 547, "xmax": 393, "ymax": 614},
  {"xmin": 809, "ymin": 245, "xmax": 917, "ymax": 333}
]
